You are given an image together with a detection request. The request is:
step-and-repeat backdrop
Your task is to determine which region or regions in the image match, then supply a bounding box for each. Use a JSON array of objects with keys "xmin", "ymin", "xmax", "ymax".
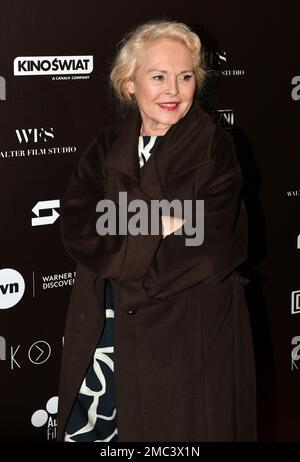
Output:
[{"xmin": 0, "ymin": 0, "xmax": 299, "ymax": 441}]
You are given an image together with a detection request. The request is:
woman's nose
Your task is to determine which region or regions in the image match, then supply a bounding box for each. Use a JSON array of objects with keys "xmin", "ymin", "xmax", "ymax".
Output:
[{"xmin": 165, "ymin": 77, "xmax": 179, "ymax": 95}]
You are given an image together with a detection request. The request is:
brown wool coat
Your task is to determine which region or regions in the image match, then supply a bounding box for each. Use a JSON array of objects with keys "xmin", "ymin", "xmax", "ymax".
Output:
[{"xmin": 57, "ymin": 101, "xmax": 257, "ymax": 442}]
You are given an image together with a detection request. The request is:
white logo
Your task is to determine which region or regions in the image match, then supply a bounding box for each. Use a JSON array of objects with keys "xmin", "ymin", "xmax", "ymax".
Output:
[
  {"xmin": 31, "ymin": 396, "xmax": 58, "ymax": 440},
  {"xmin": 291, "ymin": 76, "xmax": 300, "ymax": 101},
  {"xmin": 0, "ymin": 269, "xmax": 25, "ymax": 309},
  {"xmin": 291, "ymin": 336, "xmax": 300, "ymax": 370},
  {"xmin": 42, "ymin": 271, "xmax": 75, "ymax": 290},
  {"xmin": 205, "ymin": 50, "xmax": 227, "ymax": 66},
  {"xmin": 31, "ymin": 200, "xmax": 60, "ymax": 226},
  {"xmin": 28, "ymin": 341, "xmax": 51, "ymax": 365},
  {"xmin": 15, "ymin": 128, "xmax": 54, "ymax": 144},
  {"xmin": 14, "ymin": 55, "xmax": 93, "ymax": 76},
  {"xmin": 0, "ymin": 336, "xmax": 54, "ymax": 369},
  {"xmin": 0, "ymin": 76, "xmax": 6, "ymax": 100},
  {"xmin": 286, "ymin": 189, "xmax": 300, "ymax": 197},
  {"xmin": 210, "ymin": 109, "xmax": 234, "ymax": 131},
  {"xmin": 291, "ymin": 290, "xmax": 300, "ymax": 314},
  {"xmin": 0, "ymin": 336, "xmax": 6, "ymax": 360},
  {"xmin": 205, "ymin": 50, "xmax": 245, "ymax": 77}
]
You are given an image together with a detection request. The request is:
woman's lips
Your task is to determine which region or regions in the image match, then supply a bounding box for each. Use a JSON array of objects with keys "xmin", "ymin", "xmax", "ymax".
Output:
[{"xmin": 157, "ymin": 103, "xmax": 180, "ymax": 111}]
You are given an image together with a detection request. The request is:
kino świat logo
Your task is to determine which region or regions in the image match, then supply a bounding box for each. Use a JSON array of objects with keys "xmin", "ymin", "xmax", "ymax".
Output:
[
  {"xmin": 14, "ymin": 56, "xmax": 93, "ymax": 76},
  {"xmin": 291, "ymin": 290, "xmax": 300, "ymax": 314},
  {"xmin": 0, "ymin": 268, "xmax": 25, "ymax": 310}
]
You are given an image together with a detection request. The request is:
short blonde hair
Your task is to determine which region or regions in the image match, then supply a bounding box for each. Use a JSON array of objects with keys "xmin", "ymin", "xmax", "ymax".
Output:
[{"xmin": 109, "ymin": 19, "xmax": 206, "ymax": 108}]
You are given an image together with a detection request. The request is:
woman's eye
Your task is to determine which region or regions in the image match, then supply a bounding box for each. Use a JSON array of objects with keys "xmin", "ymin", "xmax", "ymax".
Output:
[
  {"xmin": 180, "ymin": 74, "xmax": 193, "ymax": 81},
  {"xmin": 152, "ymin": 74, "xmax": 193, "ymax": 81}
]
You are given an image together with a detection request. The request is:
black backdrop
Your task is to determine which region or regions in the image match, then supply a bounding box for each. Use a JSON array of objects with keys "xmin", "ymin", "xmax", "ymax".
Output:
[{"xmin": 0, "ymin": 0, "xmax": 299, "ymax": 442}]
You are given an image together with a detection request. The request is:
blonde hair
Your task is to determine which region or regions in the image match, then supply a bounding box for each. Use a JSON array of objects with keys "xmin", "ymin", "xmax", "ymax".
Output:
[{"xmin": 109, "ymin": 19, "xmax": 206, "ymax": 108}]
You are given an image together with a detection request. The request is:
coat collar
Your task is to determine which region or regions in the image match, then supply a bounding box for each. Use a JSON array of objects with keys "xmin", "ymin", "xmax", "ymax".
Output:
[{"xmin": 103, "ymin": 100, "xmax": 216, "ymax": 187}]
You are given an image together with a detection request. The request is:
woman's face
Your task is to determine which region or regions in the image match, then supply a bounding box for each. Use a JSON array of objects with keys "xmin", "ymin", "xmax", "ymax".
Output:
[{"xmin": 126, "ymin": 38, "xmax": 196, "ymax": 135}]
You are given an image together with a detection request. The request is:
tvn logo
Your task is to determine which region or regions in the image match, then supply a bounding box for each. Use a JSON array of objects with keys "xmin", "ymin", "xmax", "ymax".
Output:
[
  {"xmin": 15, "ymin": 127, "xmax": 54, "ymax": 144},
  {"xmin": 0, "ymin": 76, "xmax": 6, "ymax": 100},
  {"xmin": 31, "ymin": 200, "xmax": 60, "ymax": 226},
  {"xmin": 0, "ymin": 269, "xmax": 25, "ymax": 310},
  {"xmin": 291, "ymin": 290, "xmax": 300, "ymax": 314}
]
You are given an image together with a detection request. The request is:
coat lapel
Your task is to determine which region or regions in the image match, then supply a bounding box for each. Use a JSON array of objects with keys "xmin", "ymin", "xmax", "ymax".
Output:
[
  {"xmin": 103, "ymin": 100, "xmax": 216, "ymax": 201},
  {"xmin": 103, "ymin": 109, "xmax": 142, "ymax": 184}
]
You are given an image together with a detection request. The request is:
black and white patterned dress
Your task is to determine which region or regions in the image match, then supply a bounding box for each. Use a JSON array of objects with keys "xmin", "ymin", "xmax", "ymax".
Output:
[{"xmin": 64, "ymin": 135, "xmax": 162, "ymax": 442}]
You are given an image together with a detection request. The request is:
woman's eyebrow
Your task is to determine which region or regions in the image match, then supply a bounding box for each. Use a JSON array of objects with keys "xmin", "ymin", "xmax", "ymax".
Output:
[
  {"xmin": 147, "ymin": 69, "xmax": 167, "ymax": 73},
  {"xmin": 147, "ymin": 69, "xmax": 194, "ymax": 73}
]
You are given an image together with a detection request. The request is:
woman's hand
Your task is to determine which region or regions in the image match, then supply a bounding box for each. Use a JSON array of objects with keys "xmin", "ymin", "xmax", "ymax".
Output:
[{"xmin": 161, "ymin": 215, "xmax": 186, "ymax": 238}]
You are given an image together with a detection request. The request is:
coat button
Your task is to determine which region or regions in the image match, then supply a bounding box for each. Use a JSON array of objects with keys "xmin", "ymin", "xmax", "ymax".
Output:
[{"xmin": 127, "ymin": 308, "xmax": 137, "ymax": 315}]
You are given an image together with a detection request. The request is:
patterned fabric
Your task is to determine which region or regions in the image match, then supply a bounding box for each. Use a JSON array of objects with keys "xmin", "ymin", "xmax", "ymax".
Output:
[
  {"xmin": 64, "ymin": 135, "xmax": 162, "ymax": 442},
  {"xmin": 64, "ymin": 279, "xmax": 118, "ymax": 442},
  {"xmin": 138, "ymin": 135, "xmax": 163, "ymax": 167},
  {"xmin": 139, "ymin": 135, "xmax": 156, "ymax": 167}
]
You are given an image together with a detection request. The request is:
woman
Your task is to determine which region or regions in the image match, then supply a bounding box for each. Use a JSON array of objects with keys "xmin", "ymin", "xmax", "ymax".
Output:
[{"xmin": 57, "ymin": 19, "xmax": 257, "ymax": 442}]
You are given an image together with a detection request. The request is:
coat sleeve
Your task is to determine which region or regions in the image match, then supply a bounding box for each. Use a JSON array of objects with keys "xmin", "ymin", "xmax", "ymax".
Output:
[
  {"xmin": 142, "ymin": 126, "xmax": 248, "ymax": 298},
  {"xmin": 60, "ymin": 129, "xmax": 164, "ymax": 280},
  {"xmin": 118, "ymin": 126, "xmax": 248, "ymax": 309}
]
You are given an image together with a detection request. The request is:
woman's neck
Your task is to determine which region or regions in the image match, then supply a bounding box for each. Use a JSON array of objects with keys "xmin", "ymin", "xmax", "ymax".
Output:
[{"xmin": 139, "ymin": 122, "xmax": 168, "ymax": 136}]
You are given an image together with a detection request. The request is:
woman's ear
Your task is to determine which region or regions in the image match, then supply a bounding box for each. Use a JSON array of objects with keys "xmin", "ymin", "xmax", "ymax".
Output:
[{"xmin": 126, "ymin": 79, "xmax": 135, "ymax": 95}]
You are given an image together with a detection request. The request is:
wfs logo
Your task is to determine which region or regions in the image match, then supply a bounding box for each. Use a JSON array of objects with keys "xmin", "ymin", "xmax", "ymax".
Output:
[
  {"xmin": 15, "ymin": 127, "xmax": 54, "ymax": 144},
  {"xmin": 32, "ymin": 200, "xmax": 60, "ymax": 226},
  {"xmin": 291, "ymin": 290, "xmax": 300, "ymax": 314},
  {"xmin": 205, "ymin": 50, "xmax": 227, "ymax": 67},
  {"xmin": 14, "ymin": 55, "xmax": 93, "ymax": 76},
  {"xmin": 0, "ymin": 76, "xmax": 6, "ymax": 101},
  {"xmin": 31, "ymin": 396, "xmax": 58, "ymax": 441},
  {"xmin": 0, "ymin": 269, "xmax": 25, "ymax": 310},
  {"xmin": 291, "ymin": 336, "xmax": 300, "ymax": 371},
  {"xmin": 291, "ymin": 76, "xmax": 300, "ymax": 101}
]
